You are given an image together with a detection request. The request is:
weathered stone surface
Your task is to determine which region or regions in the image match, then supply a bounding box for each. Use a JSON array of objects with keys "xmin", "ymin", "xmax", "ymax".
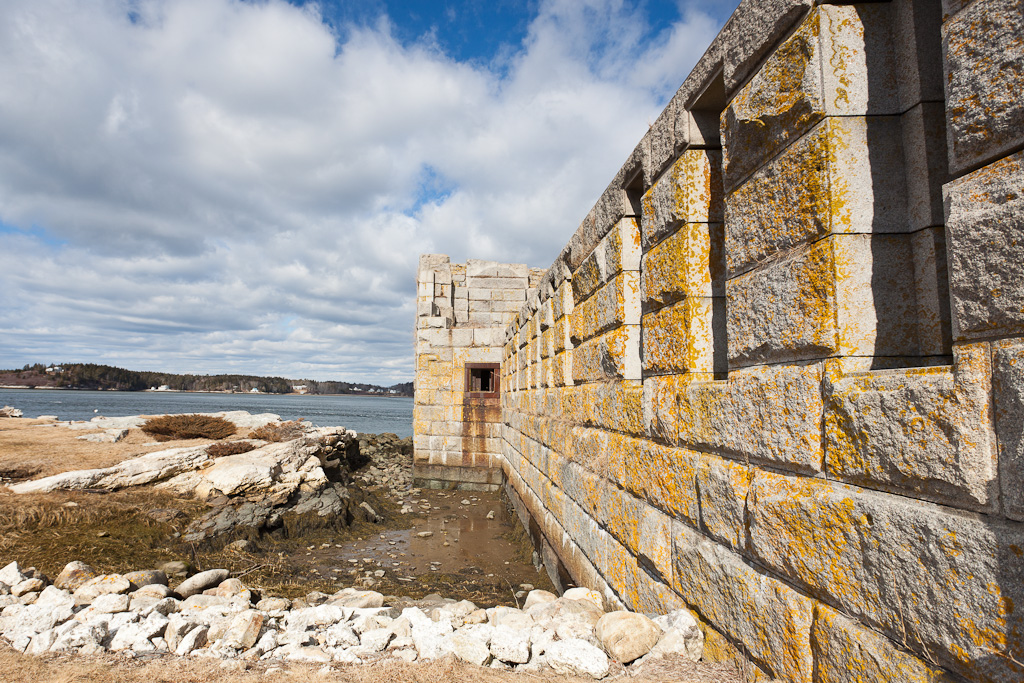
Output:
[
  {"xmin": 562, "ymin": 587, "xmax": 602, "ymax": 609},
  {"xmin": 175, "ymin": 625, "xmax": 208, "ymax": 655},
  {"xmin": 994, "ymin": 339, "xmax": 1024, "ymax": 521},
  {"xmin": 543, "ymin": 638, "xmax": 610, "ymax": 679},
  {"xmin": 645, "ymin": 363, "xmax": 824, "ymax": 473},
  {"xmin": 747, "ymin": 471, "xmax": 1024, "ymax": 683},
  {"xmin": 0, "ymin": 562, "xmax": 25, "ymax": 587},
  {"xmin": 642, "ymin": 298, "xmax": 718, "ymax": 375},
  {"xmin": 942, "ymin": 0, "xmax": 1024, "ymax": 172},
  {"xmin": 330, "ymin": 589, "xmax": 384, "ymax": 609},
  {"xmin": 696, "ymin": 454, "xmax": 752, "ymax": 550},
  {"xmin": 613, "ymin": 440, "xmax": 699, "ymax": 527},
  {"xmin": 570, "ymin": 273, "xmax": 640, "ymax": 346},
  {"xmin": 641, "ymin": 222, "xmax": 723, "ymax": 308},
  {"xmin": 825, "ymin": 345, "xmax": 996, "ymax": 509},
  {"xmin": 726, "ymin": 116, "xmax": 907, "ymax": 277},
  {"xmin": 73, "ymin": 574, "xmax": 131, "ymax": 604},
  {"xmin": 650, "ymin": 609, "xmax": 703, "ymax": 662},
  {"xmin": 671, "ymin": 521, "xmax": 814, "ymax": 683},
  {"xmin": 641, "ymin": 150, "xmax": 723, "ymax": 249},
  {"xmin": 124, "ymin": 570, "xmax": 167, "ymax": 590},
  {"xmin": 12, "ymin": 578, "xmax": 44, "ymax": 597},
  {"xmin": 812, "ymin": 603, "xmax": 956, "ymax": 683},
  {"xmin": 489, "ymin": 625, "xmax": 531, "ymax": 663},
  {"xmin": 945, "ymin": 150, "xmax": 1024, "ymax": 339},
  {"xmin": 54, "ymin": 561, "xmax": 99, "ymax": 592},
  {"xmin": 219, "ymin": 610, "xmax": 264, "ymax": 650},
  {"xmin": 175, "ymin": 569, "xmax": 229, "ymax": 599},
  {"xmin": 595, "ymin": 611, "xmax": 660, "ymax": 664},
  {"xmin": 572, "ymin": 325, "xmax": 640, "ymax": 382}
]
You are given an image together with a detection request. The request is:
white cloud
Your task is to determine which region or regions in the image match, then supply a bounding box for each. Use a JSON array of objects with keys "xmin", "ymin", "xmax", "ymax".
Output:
[{"xmin": 0, "ymin": 0, "xmax": 722, "ymax": 383}]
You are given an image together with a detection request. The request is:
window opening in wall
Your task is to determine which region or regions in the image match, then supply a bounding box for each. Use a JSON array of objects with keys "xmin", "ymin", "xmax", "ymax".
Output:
[
  {"xmin": 465, "ymin": 363, "xmax": 500, "ymax": 397},
  {"xmin": 624, "ymin": 170, "xmax": 644, "ymax": 220},
  {"xmin": 689, "ymin": 71, "xmax": 728, "ymax": 379}
]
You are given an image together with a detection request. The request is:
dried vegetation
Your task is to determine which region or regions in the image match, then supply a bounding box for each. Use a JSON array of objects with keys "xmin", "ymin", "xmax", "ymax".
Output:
[
  {"xmin": 249, "ymin": 419, "xmax": 307, "ymax": 442},
  {"xmin": 141, "ymin": 414, "xmax": 236, "ymax": 441}
]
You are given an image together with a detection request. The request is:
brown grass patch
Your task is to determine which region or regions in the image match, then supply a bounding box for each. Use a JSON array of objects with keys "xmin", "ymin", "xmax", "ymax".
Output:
[
  {"xmin": 206, "ymin": 441, "xmax": 256, "ymax": 457},
  {"xmin": 142, "ymin": 414, "xmax": 236, "ymax": 441},
  {"xmin": 0, "ymin": 646, "xmax": 741, "ymax": 683},
  {"xmin": 0, "ymin": 418, "xmax": 199, "ymax": 480},
  {"xmin": 250, "ymin": 419, "xmax": 307, "ymax": 442}
]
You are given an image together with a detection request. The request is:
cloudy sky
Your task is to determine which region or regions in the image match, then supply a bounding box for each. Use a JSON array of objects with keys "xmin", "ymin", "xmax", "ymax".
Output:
[{"xmin": 0, "ymin": 0, "xmax": 733, "ymax": 384}]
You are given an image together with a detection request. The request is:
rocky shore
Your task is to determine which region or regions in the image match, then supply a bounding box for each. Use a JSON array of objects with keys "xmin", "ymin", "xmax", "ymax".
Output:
[{"xmin": 0, "ymin": 559, "xmax": 702, "ymax": 679}]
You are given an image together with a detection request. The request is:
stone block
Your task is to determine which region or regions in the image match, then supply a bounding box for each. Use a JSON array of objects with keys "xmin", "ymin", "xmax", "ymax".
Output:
[
  {"xmin": 603, "ymin": 218, "xmax": 641, "ymax": 276},
  {"xmin": 910, "ymin": 227, "xmax": 952, "ymax": 356},
  {"xmin": 724, "ymin": 5, "xmax": 899, "ymax": 189},
  {"xmin": 671, "ymin": 522, "xmax": 814, "ymax": 683},
  {"xmin": 601, "ymin": 487, "xmax": 674, "ymax": 585},
  {"xmin": 726, "ymin": 117, "xmax": 908, "ymax": 277},
  {"xmin": 942, "ymin": 0, "xmax": 1024, "ymax": 173},
  {"xmin": 696, "ymin": 455, "xmax": 753, "ymax": 551},
  {"xmin": 466, "ymin": 259, "xmax": 528, "ymax": 279},
  {"xmin": 571, "ymin": 247, "xmax": 608, "ymax": 305},
  {"xmin": 572, "ymin": 326, "xmax": 641, "ymax": 382},
  {"xmin": 641, "ymin": 150, "xmax": 723, "ymax": 250},
  {"xmin": 728, "ymin": 234, "xmax": 920, "ymax": 367},
  {"xmin": 642, "ymin": 222, "xmax": 724, "ymax": 308},
  {"xmin": 747, "ymin": 471, "xmax": 1024, "ymax": 683},
  {"xmin": 570, "ymin": 272, "xmax": 640, "ymax": 346},
  {"xmin": 994, "ymin": 339, "xmax": 1024, "ymax": 521},
  {"xmin": 901, "ymin": 102, "xmax": 948, "ymax": 232},
  {"xmin": 611, "ymin": 440, "xmax": 699, "ymax": 527},
  {"xmin": 644, "ymin": 363, "xmax": 824, "ymax": 473},
  {"xmin": 721, "ymin": 0, "xmax": 814, "ymax": 95},
  {"xmin": 945, "ymin": 150, "xmax": 1024, "ymax": 339},
  {"xmin": 824, "ymin": 344, "xmax": 996, "ymax": 509},
  {"xmin": 642, "ymin": 298, "xmax": 718, "ymax": 375},
  {"xmin": 812, "ymin": 603, "xmax": 957, "ymax": 683}
]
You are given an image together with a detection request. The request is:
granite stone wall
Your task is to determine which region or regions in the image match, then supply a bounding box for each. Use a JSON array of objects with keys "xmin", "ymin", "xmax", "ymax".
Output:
[{"xmin": 416, "ymin": 0, "xmax": 1024, "ymax": 680}]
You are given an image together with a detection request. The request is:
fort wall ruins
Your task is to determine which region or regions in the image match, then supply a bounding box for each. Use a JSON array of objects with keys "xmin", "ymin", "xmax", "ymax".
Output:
[{"xmin": 414, "ymin": 1, "xmax": 1024, "ymax": 681}]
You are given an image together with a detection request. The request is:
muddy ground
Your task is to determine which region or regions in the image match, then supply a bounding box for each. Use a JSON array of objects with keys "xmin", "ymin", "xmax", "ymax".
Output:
[{"xmin": 0, "ymin": 417, "xmax": 553, "ymax": 606}]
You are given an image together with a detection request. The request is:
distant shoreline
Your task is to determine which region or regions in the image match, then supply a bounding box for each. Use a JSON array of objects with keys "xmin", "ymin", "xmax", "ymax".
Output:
[{"xmin": 0, "ymin": 386, "xmax": 411, "ymax": 398}]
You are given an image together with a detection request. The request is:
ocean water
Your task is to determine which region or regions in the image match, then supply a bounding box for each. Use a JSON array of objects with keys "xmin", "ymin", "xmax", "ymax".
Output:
[{"xmin": 0, "ymin": 389, "xmax": 413, "ymax": 437}]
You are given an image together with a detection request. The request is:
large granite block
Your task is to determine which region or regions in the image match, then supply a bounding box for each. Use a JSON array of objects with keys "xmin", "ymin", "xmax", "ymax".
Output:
[
  {"xmin": 945, "ymin": 150, "xmax": 1024, "ymax": 340},
  {"xmin": 942, "ymin": 0, "xmax": 1024, "ymax": 173},
  {"xmin": 696, "ymin": 455, "xmax": 753, "ymax": 552},
  {"xmin": 641, "ymin": 150, "xmax": 722, "ymax": 250},
  {"xmin": 994, "ymin": 339, "xmax": 1024, "ymax": 521},
  {"xmin": 824, "ymin": 344, "xmax": 996, "ymax": 509},
  {"xmin": 572, "ymin": 326, "xmax": 641, "ymax": 382},
  {"xmin": 726, "ymin": 116, "xmax": 908, "ymax": 277},
  {"xmin": 570, "ymin": 272, "xmax": 640, "ymax": 346},
  {"xmin": 642, "ymin": 298, "xmax": 718, "ymax": 375},
  {"xmin": 642, "ymin": 222, "xmax": 724, "ymax": 308},
  {"xmin": 748, "ymin": 471, "xmax": 1024, "ymax": 683},
  {"xmin": 671, "ymin": 522, "xmax": 814, "ymax": 683}
]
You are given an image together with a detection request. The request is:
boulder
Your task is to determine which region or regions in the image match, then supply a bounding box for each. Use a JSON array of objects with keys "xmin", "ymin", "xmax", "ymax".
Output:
[
  {"xmin": 650, "ymin": 609, "xmax": 704, "ymax": 661},
  {"xmin": 544, "ymin": 638, "xmax": 610, "ymax": 679},
  {"xmin": 175, "ymin": 625, "xmax": 208, "ymax": 655},
  {"xmin": 123, "ymin": 570, "xmax": 167, "ymax": 590},
  {"xmin": 12, "ymin": 578, "xmax": 45, "ymax": 597},
  {"xmin": 445, "ymin": 632, "xmax": 491, "ymax": 666},
  {"xmin": 219, "ymin": 610, "xmax": 264, "ymax": 650},
  {"xmin": 489, "ymin": 625, "xmax": 531, "ymax": 664},
  {"xmin": 54, "ymin": 561, "xmax": 99, "ymax": 592},
  {"xmin": 73, "ymin": 574, "xmax": 131, "ymax": 604},
  {"xmin": 563, "ymin": 587, "xmax": 603, "ymax": 609},
  {"xmin": 0, "ymin": 562, "xmax": 26, "ymax": 586},
  {"xmin": 175, "ymin": 569, "xmax": 229, "ymax": 598},
  {"xmin": 523, "ymin": 589, "xmax": 557, "ymax": 610},
  {"xmin": 596, "ymin": 611, "xmax": 661, "ymax": 664},
  {"xmin": 330, "ymin": 589, "xmax": 383, "ymax": 609},
  {"xmin": 158, "ymin": 561, "xmax": 192, "ymax": 580}
]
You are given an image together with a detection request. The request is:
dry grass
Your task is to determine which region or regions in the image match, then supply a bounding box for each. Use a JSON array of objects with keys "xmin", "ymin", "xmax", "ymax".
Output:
[
  {"xmin": 0, "ymin": 646, "xmax": 742, "ymax": 683},
  {"xmin": 142, "ymin": 414, "xmax": 236, "ymax": 442},
  {"xmin": 0, "ymin": 418, "xmax": 209, "ymax": 480},
  {"xmin": 249, "ymin": 420, "xmax": 307, "ymax": 442},
  {"xmin": 206, "ymin": 441, "xmax": 256, "ymax": 457}
]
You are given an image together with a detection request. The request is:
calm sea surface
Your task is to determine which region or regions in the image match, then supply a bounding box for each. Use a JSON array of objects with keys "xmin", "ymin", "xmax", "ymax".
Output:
[{"xmin": 0, "ymin": 389, "xmax": 413, "ymax": 437}]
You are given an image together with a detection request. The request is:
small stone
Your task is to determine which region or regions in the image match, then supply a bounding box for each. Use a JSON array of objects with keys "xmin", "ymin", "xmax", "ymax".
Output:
[
  {"xmin": 54, "ymin": 561, "xmax": 99, "ymax": 592},
  {"xmin": 416, "ymin": 531, "xmax": 433, "ymax": 538},
  {"xmin": 73, "ymin": 574, "xmax": 131, "ymax": 604},
  {"xmin": 96, "ymin": 531, "xmax": 110, "ymax": 538},
  {"xmin": 486, "ymin": 511, "xmax": 495, "ymax": 520},
  {"xmin": 12, "ymin": 578, "xmax": 45, "ymax": 597},
  {"xmin": 175, "ymin": 569, "xmax": 229, "ymax": 598},
  {"xmin": 522, "ymin": 589, "xmax": 558, "ymax": 610},
  {"xmin": 123, "ymin": 570, "xmax": 168, "ymax": 591}
]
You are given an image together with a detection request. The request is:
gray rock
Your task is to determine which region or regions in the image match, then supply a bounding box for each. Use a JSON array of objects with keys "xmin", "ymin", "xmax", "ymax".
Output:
[
  {"xmin": 124, "ymin": 570, "xmax": 167, "ymax": 590},
  {"xmin": 330, "ymin": 589, "xmax": 383, "ymax": 609},
  {"xmin": 54, "ymin": 561, "xmax": 99, "ymax": 592},
  {"xmin": 159, "ymin": 561, "xmax": 192, "ymax": 580},
  {"xmin": 995, "ymin": 339, "xmax": 1024, "ymax": 521},
  {"xmin": 175, "ymin": 569, "xmax": 229, "ymax": 598},
  {"xmin": 256, "ymin": 597, "xmax": 290, "ymax": 612},
  {"xmin": 73, "ymin": 574, "xmax": 131, "ymax": 604}
]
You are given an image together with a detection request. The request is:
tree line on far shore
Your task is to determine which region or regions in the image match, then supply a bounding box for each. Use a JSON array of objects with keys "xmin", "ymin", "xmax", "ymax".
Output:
[{"xmin": 0, "ymin": 363, "xmax": 413, "ymax": 397}]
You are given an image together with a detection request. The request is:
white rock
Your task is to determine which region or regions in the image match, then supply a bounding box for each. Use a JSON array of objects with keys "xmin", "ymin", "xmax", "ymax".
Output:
[
  {"xmin": 324, "ymin": 624, "xmax": 359, "ymax": 648},
  {"xmin": 51, "ymin": 623, "xmax": 106, "ymax": 652},
  {"xmin": 390, "ymin": 648, "xmax": 417, "ymax": 662},
  {"xmin": 26, "ymin": 629, "xmax": 58, "ymax": 655},
  {"xmin": 650, "ymin": 609, "xmax": 703, "ymax": 661},
  {"xmin": 543, "ymin": 638, "xmax": 610, "ymax": 679},
  {"xmin": 219, "ymin": 609, "xmax": 264, "ymax": 650},
  {"xmin": 280, "ymin": 644, "xmax": 331, "ymax": 663},
  {"xmin": 445, "ymin": 632, "xmax": 491, "ymax": 666},
  {"xmin": 285, "ymin": 604, "xmax": 351, "ymax": 631},
  {"xmin": 73, "ymin": 574, "xmax": 131, "ymax": 604},
  {"xmin": 10, "ymin": 445, "xmax": 211, "ymax": 493},
  {"xmin": 359, "ymin": 627, "xmax": 393, "ymax": 652},
  {"xmin": 563, "ymin": 587, "xmax": 603, "ymax": 609},
  {"xmin": 89, "ymin": 592, "xmax": 131, "ymax": 614},
  {"xmin": 12, "ymin": 578, "xmax": 45, "ymax": 597},
  {"xmin": 330, "ymin": 589, "xmax": 383, "ymax": 609},
  {"xmin": 488, "ymin": 606, "xmax": 535, "ymax": 630},
  {"xmin": 0, "ymin": 562, "xmax": 26, "ymax": 587},
  {"xmin": 175, "ymin": 625, "xmax": 209, "ymax": 655},
  {"xmin": 109, "ymin": 612, "xmax": 168, "ymax": 651},
  {"xmin": 164, "ymin": 614, "xmax": 196, "ymax": 653},
  {"xmin": 522, "ymin": 589, "xmax": 557, "ymax": 610},
  {"xmin": 489, "ymin": 625, "xmax": 531, "ymax": 664}
]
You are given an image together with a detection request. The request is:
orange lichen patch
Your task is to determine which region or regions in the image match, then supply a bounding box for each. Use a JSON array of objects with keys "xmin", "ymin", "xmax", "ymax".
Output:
[
  {"xmin": 571, "ymin": 326, "xmax": 641, "ymax": 382},
  {"xmin": 747, "ymin": 470, "xmax": 1024, "ymax": 682},
  {"xmin": 642, "ymin": 298, "xmax": 716, "ymax": 375},
  {"xmin": 641, "ymin": 222, "xmax": 722, "ymax": 307},
  {"xmin": 695, "ymin": 455, "xmax": 754, "ymax": 551},
  {"xmin": 824, "ymin": 343, "xmax": 995, "ymax": 507},
  {"xmin": 641, "ymin": 151, "xmax": 722, "ymax": 248},
  {"xmin": 723, "ymin": 9, "xmax": 824, "ymax": 189},
  {"xmin": 570, "ymin": 272, "xmax": 640, "ymax": 345},
  {"xmin": 811, "ymin": 603, "xmax": 957, "ymax": 683}
]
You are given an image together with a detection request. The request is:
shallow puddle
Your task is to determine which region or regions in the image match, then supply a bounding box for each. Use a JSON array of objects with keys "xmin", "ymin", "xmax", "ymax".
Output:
[{"xmin": 303, "ymin": 487, "xmax": 555, "ymax": 607}]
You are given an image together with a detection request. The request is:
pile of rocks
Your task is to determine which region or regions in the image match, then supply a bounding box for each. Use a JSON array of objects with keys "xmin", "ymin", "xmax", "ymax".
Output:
[
  {"xmin": 0, "ymin": 560, "xmax": 703, "ymax": 678},
  {"xmin": 354, "ymin": 432, "xmax": 414, "ymax": 503},
  {"xmin": 0, "ymin": 406, "xmax": 22, "ymax": 418}
]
